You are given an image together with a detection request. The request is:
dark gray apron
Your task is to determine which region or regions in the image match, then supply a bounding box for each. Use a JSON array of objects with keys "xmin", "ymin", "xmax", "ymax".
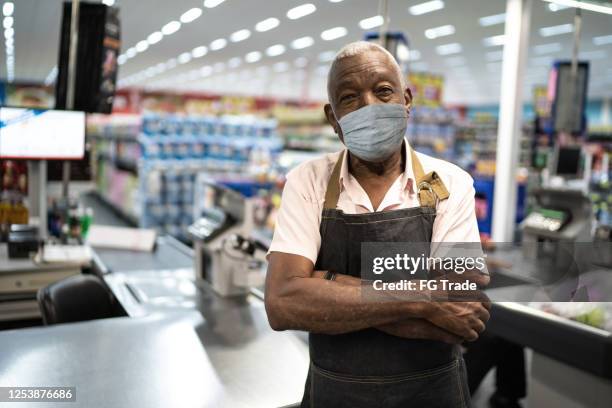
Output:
[{"xmin": 301, "ymin": 149, "xmax": 470, "ymax": 408}]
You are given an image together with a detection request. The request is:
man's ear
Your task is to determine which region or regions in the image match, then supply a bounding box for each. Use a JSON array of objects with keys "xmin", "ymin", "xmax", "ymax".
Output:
[
  {"xmin": 324, "ymin": 103, "xmax": 341, "ymax": 136},
  {"xmin": 404, "ymin": 87, "xmax": 413, "ymax": 117}
]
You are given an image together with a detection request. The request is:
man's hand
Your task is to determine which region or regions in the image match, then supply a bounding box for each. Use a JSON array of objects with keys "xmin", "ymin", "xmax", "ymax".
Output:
[
  {"xmin": 377, "ymin": 319, "xmax": 463, "ymax": 344},
  {"xmin": 424, "ymin": 302, "xmax": 490, "ymax": 342}
]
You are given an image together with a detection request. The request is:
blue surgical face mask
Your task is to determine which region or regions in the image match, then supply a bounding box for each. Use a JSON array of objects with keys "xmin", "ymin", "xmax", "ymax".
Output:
[{"xmin": 337, "ymin": 103, "xmax": 408, "ymax": 163}]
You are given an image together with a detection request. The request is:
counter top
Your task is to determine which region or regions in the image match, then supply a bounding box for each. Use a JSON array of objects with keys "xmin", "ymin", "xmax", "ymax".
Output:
[{"xmin": 0, "ymin": 312, "xmax": 307, "ymax": 408}]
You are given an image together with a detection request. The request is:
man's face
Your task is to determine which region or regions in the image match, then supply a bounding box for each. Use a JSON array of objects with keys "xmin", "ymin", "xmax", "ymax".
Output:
[{"xmin": 324, "ymin": 50, "xmax": 412, "ymax": 141}]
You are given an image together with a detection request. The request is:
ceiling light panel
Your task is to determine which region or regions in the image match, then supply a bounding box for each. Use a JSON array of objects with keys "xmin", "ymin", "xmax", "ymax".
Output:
[
  {"xmin": 180, "ymin": 8, "xmax": 202, "ymax": 23},
  {"xmin": 230, "ymin": 29, "xmax": 251, "ymax": 42},
  {"xmin": 191, "ymin": 46, "xmax": 208, "ymax": 58},
  {"xmin": 3, "ymin": 2, "xmax": 14, "ymax": 82},
  {"xmin": 255, "ymin": 17, "xmax": 280, "ymax": 32},
  {"xmin": 287, "ymin": 3, "xmax": 316, "ymax": 20},
  {"xmin": 409, "ymin": 1, "xmax": 445, "ymax": 16},
  {"xmin": 479, "ymin": 13, "xmax": 506, "ymax": 27},
  {"xmin": 161, "ymin": 21, "xmax": 181, "ymax": 36},
  {"xmin": 593, "ymin": 34, "xmax": 612, "ymax": 45},
  {"xmin": 436, "ymin": 43, "xmax": 462, "ymax": 55},
  {"xmin": 210, "ymin": 38, "xmax": 227, "ymax": 50},
  {"xmin": 533, "ymin": 42, "xmax": 562, "ymax": 54},
  {"xmin": 245, "ymin": 51, "xmax": 262, "ymax": 63},
  {"xmin": 482, "ymin": 35, "xmax": 505, "ymax": 47},
  {"xmin": 321, "ymin": 26, "xmax": 347, "ymax": 41},
  {"xmin": 204, "ymin": 0, "xmax": 226, "ymax": 8},
  {"xmin": 424, "ymin": 24, "xmax": 455, "ymax": 39},
  {"xmin": 291, "ymin": 36, "xmax": 314, "ymax": 49},
  {"xmin": 539, "ymin": 23, "xmax": 573, "ymax": 37},
  {"xmin": 359, "ymin": 15, "xmax": 384, "ymax": 30},
  {"xmin": 266, "ymin": 44, "xmax": 286, "ymax": 57}
]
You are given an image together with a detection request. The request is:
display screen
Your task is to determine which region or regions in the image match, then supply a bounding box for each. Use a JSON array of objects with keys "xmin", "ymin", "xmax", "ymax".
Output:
[
  {"xmin": 555, "ymin": 147, "xmax": 581, "ymax": 176},
  {"xmin": 0, "ymin": 107, "xmax": 86, "ymax": 159}
]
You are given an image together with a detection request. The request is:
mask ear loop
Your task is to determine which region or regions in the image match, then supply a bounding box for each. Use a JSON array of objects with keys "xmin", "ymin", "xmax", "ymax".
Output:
[{"xmin": 417, "ymin": 181, "xmax": 439, "ymax": 208}]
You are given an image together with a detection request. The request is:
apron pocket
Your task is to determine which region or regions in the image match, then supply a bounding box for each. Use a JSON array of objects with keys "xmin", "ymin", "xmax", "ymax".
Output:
[{"xmin": 309, "ymin": 359, "xmax": 469, "ymax": 408}]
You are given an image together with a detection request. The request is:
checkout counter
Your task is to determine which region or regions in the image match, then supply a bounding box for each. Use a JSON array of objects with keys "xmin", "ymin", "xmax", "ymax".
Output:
[{"xmin": 0, "ymin": 181, "xmax": 611, "ymax": 407}]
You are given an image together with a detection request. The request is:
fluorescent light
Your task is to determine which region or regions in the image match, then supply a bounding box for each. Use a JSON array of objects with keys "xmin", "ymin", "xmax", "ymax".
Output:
[
  {"xmin": 180, "ymin": 8, "xmax": 202, "ymax": 23},
  {"xmin": 210, "ymin": 38, "xmax": 227, "ymax": 50},
  {"xmin": 3, "ymin": 2, "xmax": 14, "ymax": 16},
  {"xmin": 255, "ymin": 17, "xmax": 280, "ymax": 32},
  {"xmin": 102, "ymin": 0, "xmax": 115, "ymax": 6},
  {"xmin": 486, "ymin": 50, "xmax": 504, "ymax": 61},
  {"xmin": 593, "ymin": 34, "xmax": 612, "ymax": 45},
  {"xmin": 126, "ymin": 47, "xmax": 137, "ymax": 58},
  {"xmin": 287, "ymin": 3, "xmax": 316, "ymax": 20},
  {"xmin": 191, "ymin": 46, "xmax": 208, "ymax": 58},
  {"xmin": 4, "ymin": 27, "xmax": 13, "ymax": 38},
  {"xmin": 204, "ymin": 0, "xmax": 226, "ymax": 8},
  {"xmin": 539, "ymin": 23, "xmax": 573, "ymax": 37},
  {"xmin": 319, "ymin": 51, "xmax": 336, "ymax": 62},
  {"xmin": 165, "ymin": 58, "xmax": 178, "ymax": 69},
  {"xmin": 3, "ymin": 16, "xmax": 13, "ymax": 29},
  {"xmin": 228, "ymin": 57, "xmax": 242, "ymax": 68},
  {"xmin": 147, "ymin": 31, "xmax": 163, "ymax": 45},
  {"xmin": 266, "ymin": 44, "xmax": 286, "ymax": 57},
  {"xmin": 245, "ymin": 51, "xmax": 262, "ymax": 63},
  {"xmin": 579, "ymin": 50, "xmax": 607, "ymax": 60},
  {"xmin": 435, "ymin": 42, "xmax": 462, "ymax": 55},
  {"xmin": 230, "ymin": 29, "xmax": 251, "ymax": 42},
  {"xmin": 200, "ymin": 66, "xmax": 213, "ymax": 76},
  {"xmin": 329, "ymin": 0, "xmax": 344, "ymax": 2},
  {"xmin": 359, "ymin": 15, "xmax": 383, "ymax": 30},
  {"xmin": 445, "ymin": 56, "xmax": 466, "ymax": 66},
  {"xmin": 409, "ymin": 0, "xmax": 444, "ymax": 15},
  {"xmin": 479, "ymin": 13, "xmax": 506, "ymax": 26},
  {"xmin": 482, "ymin": 34, "xmax": 505, "ymax": 47},
  {"xmin": 294, "ymin": 56, "xmax": 309, "ymax": 67},
  {"xmin": 424, "ymin": 24, "xmax": 455, "ymax": 39},
  {"xmin": 178, "ymin": 52, "xmax": 192, "ymax": 64},
  {"xmin": 321, "ymin": 26, "xmax": 347, "ymax": 41},
  {"xmin": 135, "ymin": 40, "xmax": 149, "ymax": 52},
  {"xmin": 542, "ymin": 0, "xmax": 612, "ymax": 15},
  {"xmin": 397, "ymin": 44, "xmax": 409, "ymax": 61},
  {"xmin": 533, "ymin": 42, "xmax": 562, "ymax": 54},
  {"xmin": 118, "ymin": 54, "xmax": 127, "ymax": 65},
  {"xmin": 531, "ymin": 56, "xmax": 553, "ymax": 66},
  {"xmin": 161, "ymin": 21, "xmax": 181, "ymax": 35},
  {"xmin": 548, "ymin": 3, "xmax": 571, "ymax": 11},
  {"xmin": 273, "ymin": 61, "xmax": 289, "ymax": 72},
  {"xmin": 291, "ymin": 36, "xmax": 314, "ymax": 49}
]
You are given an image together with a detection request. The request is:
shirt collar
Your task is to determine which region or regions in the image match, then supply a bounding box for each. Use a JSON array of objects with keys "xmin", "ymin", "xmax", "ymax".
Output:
[{"xmin": 339, "ymin": 138, "xmax": 415, "ymax": 194}]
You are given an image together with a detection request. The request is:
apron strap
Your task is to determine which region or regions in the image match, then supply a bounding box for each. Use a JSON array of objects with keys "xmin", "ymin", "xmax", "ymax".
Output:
[
  {"xmin": 323, "ymin": 151, "xmax": 345, "ymax": 210},
  {"xmin": 410, "ymin": 148, "xmax": 449, "ymax": 208},
  {"xmin": 322, "ymin": 148, "xmax": 450, "ymax": 210}
]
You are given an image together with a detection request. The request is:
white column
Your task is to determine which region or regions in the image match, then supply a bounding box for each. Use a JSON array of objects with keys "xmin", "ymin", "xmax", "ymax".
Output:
[{"xmin": 492, "ymin": 0, "xmax": 532, "ymax": 242}]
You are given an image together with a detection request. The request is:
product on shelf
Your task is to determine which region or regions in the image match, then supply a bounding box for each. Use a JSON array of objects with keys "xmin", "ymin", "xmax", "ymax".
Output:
[{"xmin": 89, "ymin": 113, "xmax": 283, "ymax": 241}]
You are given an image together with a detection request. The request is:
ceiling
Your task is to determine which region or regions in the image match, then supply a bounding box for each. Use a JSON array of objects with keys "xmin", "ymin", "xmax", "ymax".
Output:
[{"xmin": 2, "ymin": 0, "xmax": 612, "ymax": 105}]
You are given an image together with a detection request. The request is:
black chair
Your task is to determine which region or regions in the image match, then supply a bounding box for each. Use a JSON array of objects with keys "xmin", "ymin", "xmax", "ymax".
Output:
[{"xmin": 37, "ymin": 274, "xmax": 125, "ymax": 325}]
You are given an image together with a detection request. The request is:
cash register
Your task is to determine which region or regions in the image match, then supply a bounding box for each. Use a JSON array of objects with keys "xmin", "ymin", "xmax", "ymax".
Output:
[
  {"xmin": 521, "ymin": 146, "xmax": 594, "ymax": 297},
  {"xmin": 189, "ymin": 178, "xmax": 266, "ymax": 297}
]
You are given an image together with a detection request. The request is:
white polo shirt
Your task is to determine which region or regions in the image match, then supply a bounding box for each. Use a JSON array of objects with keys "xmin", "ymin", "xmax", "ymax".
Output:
[{"xmin": 269, "ymin": 139, "xmax": 480, "ymax": 265}]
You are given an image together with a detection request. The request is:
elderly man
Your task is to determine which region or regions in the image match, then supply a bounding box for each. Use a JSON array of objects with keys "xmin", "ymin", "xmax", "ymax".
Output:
[{"xmin": 265, "ymin": 41, "xmax": 489, "ymax": 407}]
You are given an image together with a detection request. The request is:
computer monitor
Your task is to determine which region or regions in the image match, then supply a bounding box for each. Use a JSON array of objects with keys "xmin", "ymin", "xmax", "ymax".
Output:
[
  {"xmin": 0, "ymin": 107, "xmax": 86, "ymax": 160},
  {"xmin": 553, "ymin": 146, "xmax": 582, "ymax": 176}
]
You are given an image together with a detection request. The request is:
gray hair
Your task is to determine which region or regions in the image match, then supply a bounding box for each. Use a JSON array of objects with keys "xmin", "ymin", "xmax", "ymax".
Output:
[{"xmin": 327, "ymin": 41, "xmax": 405, "ymax": 102}]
